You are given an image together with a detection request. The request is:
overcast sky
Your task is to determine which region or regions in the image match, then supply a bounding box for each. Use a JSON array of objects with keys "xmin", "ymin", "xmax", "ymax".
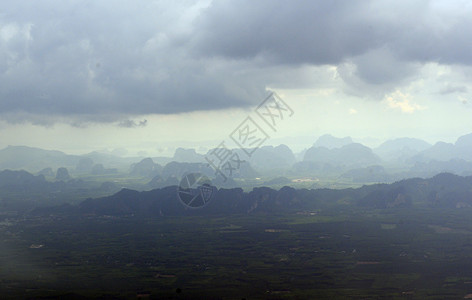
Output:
[{"xmin": 1, "ymin": 0, "xmax": 472, "ymax": 156}]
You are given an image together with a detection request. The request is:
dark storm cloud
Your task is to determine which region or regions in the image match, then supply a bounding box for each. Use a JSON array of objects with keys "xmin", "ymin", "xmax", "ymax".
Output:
[
  {"xmin": 193, "ymin": 0, "xmax": 472, "ymax": 66},
  {"xmin": 0, "ymin": 0, "xmax": 471, "ymax": 123},
  {"xmin": 192, "ymin": 0, "xmax": 472, "ymax": 94},
  {"xmin": 192, "ymin": 0, "xmax": 386, "ymax": 65},
  {"xmin": 0, "ymin": 0, "xmax": 261, "ymax": 123}
]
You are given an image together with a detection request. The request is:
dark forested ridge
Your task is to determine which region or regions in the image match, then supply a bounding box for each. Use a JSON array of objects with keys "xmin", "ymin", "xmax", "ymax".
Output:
[
  {"xmin": 45, "ymin": 172, "xmax": 472, "ymax": 217},
  {"xmin": 0, "ymin": 166, "xmax": 469, "ymax": 217}
]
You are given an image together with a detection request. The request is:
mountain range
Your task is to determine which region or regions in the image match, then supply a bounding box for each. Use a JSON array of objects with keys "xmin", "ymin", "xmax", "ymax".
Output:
[
  {"xmin": 1, "ymin": 133, "xmax": 472, "ymax": 187},
  {"xmin": 31, "ymin": 172, "xmax": 472, "ymax": 218}
]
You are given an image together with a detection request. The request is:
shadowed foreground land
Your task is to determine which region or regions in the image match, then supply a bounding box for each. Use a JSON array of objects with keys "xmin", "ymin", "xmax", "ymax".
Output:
[{"xmin": 2, "ymin": 208, "xmax": 472, "ymax": 299}]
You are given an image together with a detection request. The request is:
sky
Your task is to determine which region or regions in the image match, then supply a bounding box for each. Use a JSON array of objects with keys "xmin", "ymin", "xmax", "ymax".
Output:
[{"xmin": 1, "ymin": 0, "xmax": 472, "ymax": 156}]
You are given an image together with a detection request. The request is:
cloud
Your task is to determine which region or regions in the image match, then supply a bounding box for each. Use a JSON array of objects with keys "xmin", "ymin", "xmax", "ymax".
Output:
[
  {"xmin": 192, "ymin": 0, "xmax": 472, "ymax": 98},
  {"xmin": 438, "ymin": 84, "xmax": 468, "ymax": 95},
  {"xmin": 118, "ymin": 120, "xmax": 147, "ymax": 128},
  {"xmin": 193, "ymin": 1, "xmax": 472, "ymax": 66},
  {"xmin": 1, "ymin": 0, "xmax": 472, "ymax": 124},
  {"xmin": 0, "ymin": 1, "xmax": 262, "ymax": 123},
  {"xmin": 458, "ymin": 95, "xmax": 468, "ymax": 105},
  {"xmin": 192, "ymin": 0, "xmax": 385, "ymax": 64},
  {"xmin": 349, "ymin": 108, "xmax": 358, "ymax": 115},
  {"xmin": 118, "ymin": 119, "xmax": 148, "ymax": 128},
  {"xmin": 384, "ymin": 91, "xmax": 425, "ymax": 113}
]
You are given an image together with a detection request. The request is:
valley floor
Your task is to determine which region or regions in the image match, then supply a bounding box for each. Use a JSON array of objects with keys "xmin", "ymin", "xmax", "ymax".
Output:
[{"xmin": 2, "ymin": 208, "xmax": 472, "ymax": 299}]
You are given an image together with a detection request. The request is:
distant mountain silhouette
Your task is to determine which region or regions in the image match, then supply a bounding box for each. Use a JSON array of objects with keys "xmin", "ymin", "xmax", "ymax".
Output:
[
  {"xmin": 203, "ymin": 144, "xmax": 295, "ymax": 173},
  {"xmin": 313, "ymin": 134, "xmax": 353, "ymax": 149},
  {"xmin": 75, "ymin": 157, "xmax": 94, "ymax": 173},
  {"xmin": 172, "ymin": 148, "xmax": 205, "ymax": 163},
  {"xmin": 374, "ymin": 138, "xmax": 431, "ymax": 162},
  {"xmin": 161, "ymin": 161, "xmax": 214, "ymax": 179},
  {"xmin": 56, "ymin": 167, "xmax": 71, "ymax": 181},
  {"xmin": 412, "ymin": 141, "xmax": 456, "ymax": 162},
  {"xmin": 409, "ymin": 159, "xmax": 472, "ymax": 177},
  {"xmin": 0, "ymin": 146, "xmax": 136, "ymax": 174},
  {"xmin": 0, "ymin": 169, "xmax": 120, "ymax": 211},
  {"xmin": 411, "ymin": 133, "xmax": 472, "ymax": 163},
  {"xmin": 376, "ymin": 137, "xmax": 431, "ymax": 153},
  {"xmin": 0, "ymin": 169, "xmax": 47, "ymax": 188},
  {"xmin": 303, "ymin": 143, "xmax": 381, "ymax": 167},
  {"xmin": 3, "ymin": 132, "xmax": 472, "ymax": 189},
  {"xmin": 244, "ymin": 145, "xmax": 296, "ymax": 171},
  {"xmin": 82, "ymin": 151, "xmax": 138, "ymax": 170},
  {"xmin": 37, "ymin": 167, "xmax": 55, "ymax": 177},
  {"xmin": 454, "ymin": 133, "xmax": 472, "ymax": 160},
  {"xmin": 160, "ymin": 161, "xmax": 257, "ymax": 181},
  {"xmin": 0, "ymin": 146, "xmax": 80, "ymax": 172},
  {"xmin": 129, "ymin": 158, "xmax": 162, "ymax": 178}
]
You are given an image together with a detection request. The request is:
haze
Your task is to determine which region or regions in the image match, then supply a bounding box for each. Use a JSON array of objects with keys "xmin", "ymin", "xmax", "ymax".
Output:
[{"xmin": 5, "ymin": 2, "xmax": 472, "ymax": 298}]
